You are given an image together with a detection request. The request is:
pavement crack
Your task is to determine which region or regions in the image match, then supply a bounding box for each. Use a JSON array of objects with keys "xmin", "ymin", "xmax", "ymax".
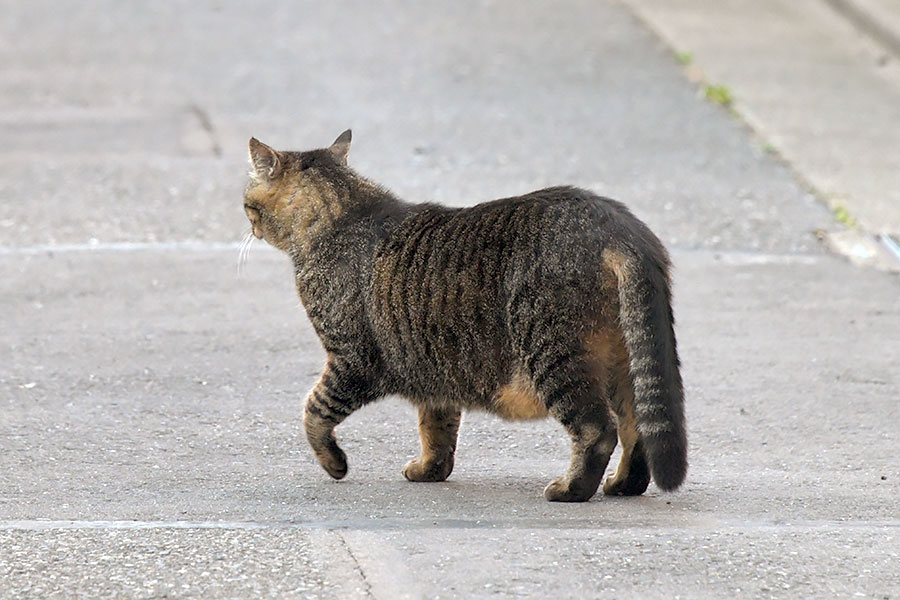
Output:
[
  {"xmin": 187, "ymin": 103, "xmax": 222, "ymax": 157},
  {"xmin": 336, "ymin": 530, "xmax": 375, "ymax": 599}
]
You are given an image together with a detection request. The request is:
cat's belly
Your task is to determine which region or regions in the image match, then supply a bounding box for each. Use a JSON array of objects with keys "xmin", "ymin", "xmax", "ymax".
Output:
[
  {"xmin": 491, "ymin": 371, "xmax": 548, "ymax": 420},
  {"xmin": 375, "ymin": 320, "xmax": 515, "ymax": 405},
  {"xmin": 390, "ymin": 366, "xmax": 550, "ymax": 421}
]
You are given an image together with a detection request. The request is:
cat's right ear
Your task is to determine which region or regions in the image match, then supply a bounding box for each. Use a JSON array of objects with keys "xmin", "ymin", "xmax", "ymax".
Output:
[
  {"xmin": 248, "ymin": 138, "xmax": 282, "ymax": 181},
  {"xmin": 329, "ymin": 129, "xmax": 352, "ymax": 165}
]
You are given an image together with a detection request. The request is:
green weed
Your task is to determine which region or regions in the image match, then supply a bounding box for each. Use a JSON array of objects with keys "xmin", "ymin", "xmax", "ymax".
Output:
[
  {"xmin": 705, "ymin": 85, "xmax": 733, "ymax": 107},
  {"xmin": 833, "ymin": 204, "xmax": 858, "ymax": 228}
]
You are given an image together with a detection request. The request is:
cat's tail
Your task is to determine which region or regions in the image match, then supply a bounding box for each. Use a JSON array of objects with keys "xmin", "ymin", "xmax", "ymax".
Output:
[{"xmin": 606, "ymin": 246, "xmax": 687, "ymax": 491}]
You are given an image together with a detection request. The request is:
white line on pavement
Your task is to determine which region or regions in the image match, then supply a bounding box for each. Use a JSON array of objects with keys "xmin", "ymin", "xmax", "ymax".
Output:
[
  {"xmin": 2, "ymin": 518, "xmax": 898, "ymax": 531},
  {"xmin": 0, "ymin": 241, "xmax": 253, "ymax": 255},
  {"xmin": 0, "ymin": 241, "xmax": 820, "ymax": 265},
  {"xmin": 0, "ymin": 520, "xmax": 271, "ymax": 530}
]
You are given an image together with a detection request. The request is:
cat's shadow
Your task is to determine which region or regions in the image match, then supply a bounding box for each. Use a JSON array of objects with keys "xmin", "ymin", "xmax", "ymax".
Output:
[{"xmin": 266, "ymin": 472, "xmax": 679, "ymax": 529}]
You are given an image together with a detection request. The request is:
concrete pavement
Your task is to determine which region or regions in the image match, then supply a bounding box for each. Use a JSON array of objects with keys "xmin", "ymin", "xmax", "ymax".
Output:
[
  {"xmin": 2, "ymin": 1, "xmax": 899, "ymax": 598},
  {"xmin": 826, "ymin": 0, "xmax": 900, "ymax": 57},
  {"xmin": 621, "ymin": 0, "xmax": 900, "ymax": 269}
]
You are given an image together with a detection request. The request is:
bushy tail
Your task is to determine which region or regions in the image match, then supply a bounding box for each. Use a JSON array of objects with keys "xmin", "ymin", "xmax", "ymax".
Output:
[{"xmin": 607, "ymin": 247, "xmax": 687, "ymax": 491}]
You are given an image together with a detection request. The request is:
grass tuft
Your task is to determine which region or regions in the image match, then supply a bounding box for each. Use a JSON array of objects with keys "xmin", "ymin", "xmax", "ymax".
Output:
[
  {"xmin": 705, "ymin": 85, "xmax": 733, "ymax": 107},
  {"xmin": 833, "ymin": 204, "xmax": 858, "ymax": 228}
]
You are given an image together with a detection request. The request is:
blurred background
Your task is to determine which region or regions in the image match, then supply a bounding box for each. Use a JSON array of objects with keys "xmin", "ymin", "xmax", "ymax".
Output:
[{"xmin": 10, "ymin": 0, "xmax": 895, "ymax": 252}]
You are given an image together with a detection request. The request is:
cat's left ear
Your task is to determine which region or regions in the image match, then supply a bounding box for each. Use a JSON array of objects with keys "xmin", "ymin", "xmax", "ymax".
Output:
[
  {"xmin": 248, "ymin": 137, "xmax": 282, "ymax": 180},
  {"xmin": 329, "ymin": 129, "xmax": 352, "ymax": 165}
]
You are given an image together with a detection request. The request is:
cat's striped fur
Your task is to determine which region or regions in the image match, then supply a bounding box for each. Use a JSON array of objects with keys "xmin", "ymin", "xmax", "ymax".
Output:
[{"xmin": 243, "ymin": 131, "xmax": 686, "ymax": 501}]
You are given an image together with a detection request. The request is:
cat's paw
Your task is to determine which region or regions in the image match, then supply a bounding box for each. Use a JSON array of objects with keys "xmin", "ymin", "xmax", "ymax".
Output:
[
  {"xmin": 602, "ymin": 452, "xmax": 651, "ymax": 496},
  {"xmin": 402, "ymin": 456, "xmax": 453, "ymax": 482},
  {"xmin": 602, "ymin": 471, "xmax": 650, "ymax": 496},
  {"xmin": 543, "ymin": 476, "xmax": 598, "ymax": 502},
  {"xmin": 315, "ymin": 443, "xmax": 348, "ymax": 480}
]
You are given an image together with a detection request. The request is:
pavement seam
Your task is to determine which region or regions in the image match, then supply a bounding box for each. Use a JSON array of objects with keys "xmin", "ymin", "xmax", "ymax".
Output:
[
  {"xmin": 334, "ymin": 530, "xmax": 376, "ymax": 599},
  {"xmin": 0, "ymin": 241, "xmax": 823, "ymax": 262},
  {"xmin": 0, "ymin": 240, "xmax": 249, "ymax": 255},
  {"xmin": 3, "ymin": 519, "xmax": 899, "ymax": 531}
]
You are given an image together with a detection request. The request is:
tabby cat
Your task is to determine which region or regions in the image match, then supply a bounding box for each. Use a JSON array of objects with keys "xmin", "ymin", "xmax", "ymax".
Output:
[{"xmin": 242, "ymin": 131, "xmax": 686, "ymax": 502}]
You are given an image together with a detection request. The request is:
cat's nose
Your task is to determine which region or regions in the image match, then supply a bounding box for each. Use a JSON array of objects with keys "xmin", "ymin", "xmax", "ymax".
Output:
[{"xmin": 252, "ymin": 224, "xmax": 263, "ymax": 239}]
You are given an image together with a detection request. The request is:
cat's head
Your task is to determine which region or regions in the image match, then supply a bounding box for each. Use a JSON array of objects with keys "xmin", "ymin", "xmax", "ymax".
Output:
[{"xmin": 243, "ymin": 130, "xmax": 352, "ymax": 252}]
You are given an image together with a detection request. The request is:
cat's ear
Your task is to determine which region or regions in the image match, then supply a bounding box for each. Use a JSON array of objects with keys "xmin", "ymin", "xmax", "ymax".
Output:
[
  {"xmin": 329, "ymin": 129, "xmax": 352, "ymax": 165},
  {"xmin": 248, "ymin": 137, "xmax": 282, "ymax": 180}
]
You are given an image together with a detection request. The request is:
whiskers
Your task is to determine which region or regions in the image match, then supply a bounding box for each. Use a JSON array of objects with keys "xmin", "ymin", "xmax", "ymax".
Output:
[{"xmin": 237, "ymin": 228, "xmax": 255, "ymax": 275}]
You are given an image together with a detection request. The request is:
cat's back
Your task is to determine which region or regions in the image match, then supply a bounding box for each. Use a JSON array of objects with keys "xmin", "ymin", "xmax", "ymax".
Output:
[
  {"xmin": 369, "ymin": 185, "xmax": 642, "ymax": 315},
  {"xmin": 371, "ymin": 186, "xmax": 600, "ymax": 298},
  {"xmin": 378, "ymin": 185, "xmax": 633, "ymax": 256}
]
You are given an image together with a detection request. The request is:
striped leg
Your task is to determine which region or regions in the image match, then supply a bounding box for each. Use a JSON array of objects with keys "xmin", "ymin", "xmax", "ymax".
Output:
[
  {"xmin": 527, "ymin": 345, "xmax": 617, "ymax": 502},
  {"xmin": 402, "ymin": 405, "xmax": 461, "ymax": 482},
  {"xmin": 603, "ymin": 437, "xmax": 651, "ymax": 496},
  {"xmin": 603, "ymin": 380, "xmax": 651, "ymax": 496},
  {"xmin": 304, "ymin": 362, "xmax": 376, "ymax": 480},
  {"xmin": 543, "ymin": 406, "xmax": 618, "ymax": 502}
]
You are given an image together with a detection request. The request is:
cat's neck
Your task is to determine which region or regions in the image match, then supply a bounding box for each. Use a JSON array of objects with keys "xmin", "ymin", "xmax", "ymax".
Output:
[
  {"xmin": 287, "ymin": 175, "xmax": 413, "ymax": 268},
  {"xmin": 349, "ymin": 177, "xmax": 413, "ymax": 224}
]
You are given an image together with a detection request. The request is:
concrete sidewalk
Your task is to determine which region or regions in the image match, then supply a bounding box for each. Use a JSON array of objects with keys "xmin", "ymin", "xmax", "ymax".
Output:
[
  {"xmin": 826, "ymin": 0, "xmax": 900, "ymax": 57},
  {"xmin": 2, "ymin": 1, "xmax": 899, "ymax": 598},
  {"xmin": 620, "ymin": 0, "xmax": 900, "ymax": 268},
  {"xmin": 3, "ymin": 247, "xmax": 897, "ymax": 597}
]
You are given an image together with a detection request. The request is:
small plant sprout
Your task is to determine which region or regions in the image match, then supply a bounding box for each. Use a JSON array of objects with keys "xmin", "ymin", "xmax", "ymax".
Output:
[
  {"xmin": 676, "ymin": 51, "xmax": 693, "ymax": 65},
  {"xmin": 705, "ymin": 85, "xmax": 733, "ymax": 107},
  {"xmin": 832, "ymin": 204, "xmax": 858, "ymax": 228}
]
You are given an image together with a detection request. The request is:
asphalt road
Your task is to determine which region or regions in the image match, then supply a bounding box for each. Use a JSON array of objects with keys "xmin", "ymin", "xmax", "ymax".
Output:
[{"xmin": 1, "ymin": 1, "xmax": 898, "ymax": 598}]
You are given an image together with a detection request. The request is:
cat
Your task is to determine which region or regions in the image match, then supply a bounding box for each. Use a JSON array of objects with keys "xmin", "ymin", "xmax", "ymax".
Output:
[{"xmin": 242, "ymin": 130, "xmax": 686, "ymax": 502}]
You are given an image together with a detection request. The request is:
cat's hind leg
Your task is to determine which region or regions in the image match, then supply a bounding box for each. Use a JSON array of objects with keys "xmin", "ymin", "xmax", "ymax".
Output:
[
  {"xmin": 602, "ymin": 381, "xmax": 651, "ymax": 496},
  {"xmin": 530, "ymin": 351, "xmax": 618, "ymax": 502},
  {"xmin": 603, "ymin": 439, "xmax": 651, "ymax": 496},
  {"xmin": 402, "ymin": 405, "xmax": 461, "ymax": 482}
]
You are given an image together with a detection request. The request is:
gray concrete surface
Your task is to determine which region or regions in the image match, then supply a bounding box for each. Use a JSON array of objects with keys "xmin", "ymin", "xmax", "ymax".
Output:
[
  {"xmin": 1, "ymin": 1, "xmax": 899, "ymax": 598},
  {"xmin": 826, "ymin": 0, "xmax": 900, "ymax": 57},
  {"xmin": 621, "ymin": 0, "xmax": 900, "ymax": 239}
]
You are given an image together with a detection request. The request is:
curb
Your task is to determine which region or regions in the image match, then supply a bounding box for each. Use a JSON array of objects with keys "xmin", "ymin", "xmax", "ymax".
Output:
[{"xmin": 823, "ymin": 0, "xmax": 900, "ymax": 59}]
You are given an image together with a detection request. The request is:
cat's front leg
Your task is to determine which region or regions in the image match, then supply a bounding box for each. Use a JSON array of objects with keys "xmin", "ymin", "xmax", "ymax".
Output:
[
  {"xmin": 402, "ymin": 405, "xmax": 461, "ymax": 482},
  {"xmin": 303, "ymin": 362, "xmax": 375, "ymax": 480}
]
